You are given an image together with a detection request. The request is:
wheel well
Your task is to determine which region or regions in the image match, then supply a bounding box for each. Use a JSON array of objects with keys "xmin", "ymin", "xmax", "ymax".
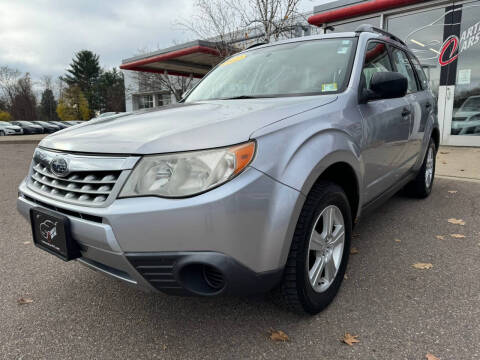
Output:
[
  {"xmin": 431, "ymin": 127, "xmax": 440, "ymax": 151},
  {"xmin": 316, "ymin": 162, "xmax": 359, "ymax": 220}
]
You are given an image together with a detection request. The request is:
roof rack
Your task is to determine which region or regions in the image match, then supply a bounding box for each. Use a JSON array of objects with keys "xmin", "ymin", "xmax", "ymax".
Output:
[{"xmin": 355, "ymin": 24, "xmax": 406, "ymax": 46}]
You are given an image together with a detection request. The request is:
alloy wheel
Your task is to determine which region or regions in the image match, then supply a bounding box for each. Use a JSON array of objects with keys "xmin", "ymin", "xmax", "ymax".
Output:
[
  {"xmin": 307, "ymin": 205, "xmax": 345, "ymax": 293},
  {"xmin": 425, "ymin": 147, "xmax": 434, "ymax": 188}
]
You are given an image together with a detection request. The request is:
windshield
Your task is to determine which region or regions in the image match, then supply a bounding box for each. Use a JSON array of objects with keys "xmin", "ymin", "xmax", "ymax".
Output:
[
  {"xmin": 460, "ymin": 97, "xmax": 480, "ymax": 112},
  {"xmin": 185, "ymin": 38, "xmax": 356, "ymax": 102},
  {"xmin": 18, "ymin": 121, "xmax": 34, "ymax": 125}
]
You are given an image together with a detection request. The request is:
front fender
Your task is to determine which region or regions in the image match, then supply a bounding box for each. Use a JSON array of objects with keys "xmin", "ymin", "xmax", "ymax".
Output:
[{"xmin": 251, "ymin": 127, "xmax": 364, "ymax": 218}]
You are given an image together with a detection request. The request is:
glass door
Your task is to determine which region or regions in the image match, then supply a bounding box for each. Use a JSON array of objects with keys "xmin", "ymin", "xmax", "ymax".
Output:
[
  {"xmin": 387, "ymin": 1, "xmax": 480, "ymax": 147},
  {"xmin": 446, "ymin": 0, "xmax": 480, "ymax": 145}
]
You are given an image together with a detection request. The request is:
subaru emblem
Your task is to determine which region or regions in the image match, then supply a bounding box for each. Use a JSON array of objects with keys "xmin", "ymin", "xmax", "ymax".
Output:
[{"xmin": 50, "ymin": 157, "xmax": 69, "ymax": 177}]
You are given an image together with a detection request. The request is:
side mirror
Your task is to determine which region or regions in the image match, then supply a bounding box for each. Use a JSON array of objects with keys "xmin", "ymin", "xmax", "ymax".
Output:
[{"xmin": 362, "ymin": 72, "xmax": 408, "ymax": 102}]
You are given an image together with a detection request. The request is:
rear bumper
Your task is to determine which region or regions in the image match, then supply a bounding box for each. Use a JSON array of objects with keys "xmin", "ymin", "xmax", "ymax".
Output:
[{"xmin": 17, "ymin": 166, "xmax": 304, "ymax": 295}]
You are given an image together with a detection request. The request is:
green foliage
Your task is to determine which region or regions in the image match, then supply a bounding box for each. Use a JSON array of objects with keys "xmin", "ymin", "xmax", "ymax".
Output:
[
  {"xmin": 56, "ymin": 86, "xmax": 90, "ymax": 121},
  {"xmin": 39, "ymin": 88, "xmax": 58, "ymax": 121},
  {"xmin": 97, "ymin": 68, "xmax": 126, "ymax": 113},
  {"xmin": 62, "ymin": 50, "xmax": 102, "ymax": 115},
  {"xmin": 0, "ymin": 111, "xmax": 12, "ymax": 121}
]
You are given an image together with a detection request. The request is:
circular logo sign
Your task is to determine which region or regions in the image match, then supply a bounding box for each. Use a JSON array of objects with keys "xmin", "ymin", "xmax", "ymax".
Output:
[
  {"xmin": 438, "ymin": 35, "xmax": 459, "ymax": 67},
  {"xmin": 50, "ymin": 157, "xmax": 69, "ymax": 177}
]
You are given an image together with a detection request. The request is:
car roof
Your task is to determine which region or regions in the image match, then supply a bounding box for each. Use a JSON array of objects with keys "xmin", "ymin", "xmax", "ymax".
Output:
[{"xmin": 241, "ymin": 29, "xmax": 409, "ymax": 55}]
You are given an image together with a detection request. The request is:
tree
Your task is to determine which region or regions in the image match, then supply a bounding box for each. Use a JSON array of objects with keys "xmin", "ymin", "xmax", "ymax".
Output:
[
  {"xmin": 62, "ymin": 50, "xmax": 102, "ymax": 115},
  {"xmin": 40, "ymin": 88, "xmax": 58, "ymax": 121},
  {"xmin": 231, "ymin": 0, "xmax": 302, "ymax": 42},
  {"xmin": 0, "ymin": 66, "xmax": 21, "ymax": 110},
  {"xmin": 97, "ymin": 68, "xmax": 126, "ymax": 113},
  {"xmin": 0, "ymin": 111, "xmax": 12, "ymax": 121},
  {"xmin": 10, "ymin": 73, "xmax": 37, "ymax": 121},
  {"xmin": 178, "ymin": 0, "xmax": 303, "ymax": 47},
  {"xmin": 57, "ymin": 85, "xmax": 90, "ymax": 120}
]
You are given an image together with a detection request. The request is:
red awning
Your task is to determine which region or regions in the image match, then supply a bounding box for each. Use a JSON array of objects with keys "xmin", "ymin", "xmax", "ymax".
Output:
[
  {"xmin": 120, "ymin": 40, "xmax": 234, "ymax": 78},
  {"xmin": 308, "ymin": 0, "xmax": 427, "ymax": 26}
]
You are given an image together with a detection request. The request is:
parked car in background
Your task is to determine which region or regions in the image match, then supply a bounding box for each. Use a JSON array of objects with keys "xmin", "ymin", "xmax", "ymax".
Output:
[
  {"xmin": 452, "ymin": 95, "xmax": 480, "ymax": 135},
  {"xmin": 49, "ymin": 121, "xmax": 71, "ymax": 129},
  {"xmin": 0, "ymin": 122, "xmax": 23, "ymax": 135},
  {"xmin": 10, "ymin": 121, "xmax": 44, "ymax": 134},
  {"xmin": 33, "ymin": 121, "xmax": 61, "ymax": 133}
]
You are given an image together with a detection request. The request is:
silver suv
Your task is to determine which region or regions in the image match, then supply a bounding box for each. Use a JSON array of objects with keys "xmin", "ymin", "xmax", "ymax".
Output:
[{"xmin": 17, "ymin": 26, "xmax": 438, "ymax": 314}]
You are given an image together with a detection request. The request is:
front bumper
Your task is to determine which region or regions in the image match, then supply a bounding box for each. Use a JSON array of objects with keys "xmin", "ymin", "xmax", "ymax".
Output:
[{"xmin": 17, "ymin": 167, "xmax": 304, "ymax": 295}]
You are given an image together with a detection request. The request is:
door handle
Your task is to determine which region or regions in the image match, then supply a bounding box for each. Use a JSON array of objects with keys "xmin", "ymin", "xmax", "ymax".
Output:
[{"xmin": 401, "ymin": 108, "xmax": 411, "ymax": 117}]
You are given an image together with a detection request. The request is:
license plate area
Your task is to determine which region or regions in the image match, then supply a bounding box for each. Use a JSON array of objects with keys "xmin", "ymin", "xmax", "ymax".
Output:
[{"xmin": 30, "ymin": 207, "xmax": 80, "ymax": 261}]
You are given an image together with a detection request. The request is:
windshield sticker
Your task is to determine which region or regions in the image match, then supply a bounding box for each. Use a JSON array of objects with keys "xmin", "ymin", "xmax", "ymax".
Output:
[
  {"xmin": 337, "ymin": 47, "xmax": 349, "ymax": 54},
  {"xmin": 322, "ymin": 83, "xmax": 338, "ymax": 92},
  {"xmin": 221, "ymin": 54, "xmax": 247, "ymax": 66}
]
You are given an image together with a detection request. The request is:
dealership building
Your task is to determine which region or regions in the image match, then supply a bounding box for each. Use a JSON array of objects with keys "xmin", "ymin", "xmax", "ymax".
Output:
[{"xmin": 121, "ymin": 0, "xmax": 480, "ymax": 147}]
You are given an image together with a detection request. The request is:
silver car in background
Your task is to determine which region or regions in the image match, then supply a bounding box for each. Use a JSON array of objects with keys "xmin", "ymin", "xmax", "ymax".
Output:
[
  {"xmin": 17, "ymin": 26, "xmax": 439, "ymax": 314},
  {"xmin": 0, "ymin": 122, "xmax": 23, "ymax": 135}
]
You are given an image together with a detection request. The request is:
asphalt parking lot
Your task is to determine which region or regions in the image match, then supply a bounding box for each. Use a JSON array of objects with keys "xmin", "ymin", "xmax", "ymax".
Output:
[{"xmin": 1, "ymin": 143, "xmax": 479, "ymax": 360}]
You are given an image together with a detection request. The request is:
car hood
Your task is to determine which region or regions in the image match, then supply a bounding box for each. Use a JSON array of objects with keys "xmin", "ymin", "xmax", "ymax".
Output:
[{"xmin": 40, "ymin": 96, "xmax": 337, "ymax": 154}]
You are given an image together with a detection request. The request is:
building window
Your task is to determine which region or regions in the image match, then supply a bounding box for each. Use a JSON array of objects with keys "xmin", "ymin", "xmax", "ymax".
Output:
[
  {"xmin": 139, "ymin": 94, "xmax": 153, "ymax": 109},
  {"xmin": 155, "ymin": 93, "xmax": 171, "ymax": 107}
]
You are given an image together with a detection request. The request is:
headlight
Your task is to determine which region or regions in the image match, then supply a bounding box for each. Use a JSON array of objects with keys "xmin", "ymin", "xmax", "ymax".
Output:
[{"xmin": 119, "ymin": 142, "xmax": 255, "ymax": 198}]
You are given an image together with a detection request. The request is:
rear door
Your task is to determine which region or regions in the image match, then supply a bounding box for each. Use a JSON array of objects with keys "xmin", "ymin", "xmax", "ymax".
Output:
[
  {"xmin": 358, "ymin": 41, "xmax": 412, "ymax": 203},
  {"xmin": 390, "ymin": 47, "xmax": 426, "ymax": 170}
]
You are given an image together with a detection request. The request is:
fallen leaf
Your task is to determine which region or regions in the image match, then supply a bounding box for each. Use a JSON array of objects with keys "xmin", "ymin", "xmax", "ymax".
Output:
[
  {"xmin": 344, "ymin": 274, "xmax": 348, "ymax": 280},
  {"xmin": 460, "ymin": 169, "xmax": 465, "ymax": 172},
  {"xmin": 23, "ymin": 241, "xmax": 30, "ymax": 245},
  {"xmin": 17, "ymin": 297, "xmax": 33, "ymax": 305},
  {"xmin": 413, "ymin": 263, "xmax": 433, "ymax": 270},
  {"xmin": 350, "ymin": 247, "xmax": 359, "ymax": 254},
  {"xmin": 269, "ymin": 329, "xmax": 289, "ymax": 342},
  {"xmin": 439, "ymin": 151, "xmax": 449, "ymax": 154},
  {"xmin": 448, "ymin": 218, "xmax": 466, "ymax": 226},
  {"xmin": 447, "ymin": 190, "xmax": 457, "ymax": 194},
  {"xmin": 163, "ymin": 344, "xmax": 167, "ymax": 351},
  {"xmin": 435, "ymin": 235, "xmax": 445, "ymax": 240},
  {"xmin": 426, "ymin": 353, "xmax": 440, "ymax": 360},
  {"xmin": 395, "ymin": 238, "xmax": 402, "ymax": 243},
  {"xmin": 441, "ymin": 161, "xmax": 447, "ymax": 164},
  {"xmin": 450, "ymin": 234, "xmax": 465, "ymax": 238},
  {"xmin": 341, "ymin": 333, "xmax": 360, "ymax": 346}
]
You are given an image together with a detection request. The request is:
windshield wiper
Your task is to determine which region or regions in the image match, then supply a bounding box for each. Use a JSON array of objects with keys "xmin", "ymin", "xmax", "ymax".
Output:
[{"xmin": 220, "ymin": 95, "xmax": 258, "ymax": 100}]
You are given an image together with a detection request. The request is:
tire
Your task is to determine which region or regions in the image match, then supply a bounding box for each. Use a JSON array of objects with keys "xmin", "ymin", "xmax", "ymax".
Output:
[
  {"xmin": 278, "ymin": 181, "xmax": 352, "ymax": 315},
  {"xmin": 0, "ymin": 131, "xmax": 4, "ymax": 136},
  {"xmin": 405, "ymin": 138, "xmax": 436, "ymax": 198}
]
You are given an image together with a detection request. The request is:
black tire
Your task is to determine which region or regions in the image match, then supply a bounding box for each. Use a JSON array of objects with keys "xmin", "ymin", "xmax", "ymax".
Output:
[
  {"xmin": 278, "ymin": 181, "xmax": 352, "ymax": 315},
  {"xmin": 405, "ymin": 138, "xmax": 436, "ymax": 198},
  {"xmin": 0, "ymin": 131, "xmax": 4, "ymax": 136}
]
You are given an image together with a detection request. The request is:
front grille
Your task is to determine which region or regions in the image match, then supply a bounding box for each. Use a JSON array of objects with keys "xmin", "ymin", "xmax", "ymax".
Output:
[
  {"xmin": 21, "ymin": 194, "xmax": 103, "ymax": 223},
  {"xmin": 30, "ymin": 162, "xmax": 120, "ymax": 205}
]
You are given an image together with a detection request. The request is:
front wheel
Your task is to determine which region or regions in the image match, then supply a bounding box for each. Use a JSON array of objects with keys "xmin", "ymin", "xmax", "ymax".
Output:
[
  {"xmin": 279, "ymin": 181, "xmax": 352, "ymax": 314},
  {"xmin": 0, "ymin": 131, "xmax": 4, "ymax": 136},
  {"xmin": 405, "ymin": 138, "xmax": 436, "ymax": 198}
]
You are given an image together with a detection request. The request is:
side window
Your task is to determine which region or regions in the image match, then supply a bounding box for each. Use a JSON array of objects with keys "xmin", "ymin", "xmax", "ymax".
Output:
[
  {"xmin": 391, "ymin": 48, "xmax": 418, "ymax": 93},
  {"xmin": 410, "ymin": 56, "xmax": 429, "ymax": 90},
  {"xmin": 362, "ymin": 41, "xmax": 392, "ymax": 90}
]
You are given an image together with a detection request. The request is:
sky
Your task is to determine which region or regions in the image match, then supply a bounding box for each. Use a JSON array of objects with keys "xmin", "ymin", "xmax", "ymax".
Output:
[{"xmin": 0, "ymin": 0, "xmax": 333, "ymax": 85}]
